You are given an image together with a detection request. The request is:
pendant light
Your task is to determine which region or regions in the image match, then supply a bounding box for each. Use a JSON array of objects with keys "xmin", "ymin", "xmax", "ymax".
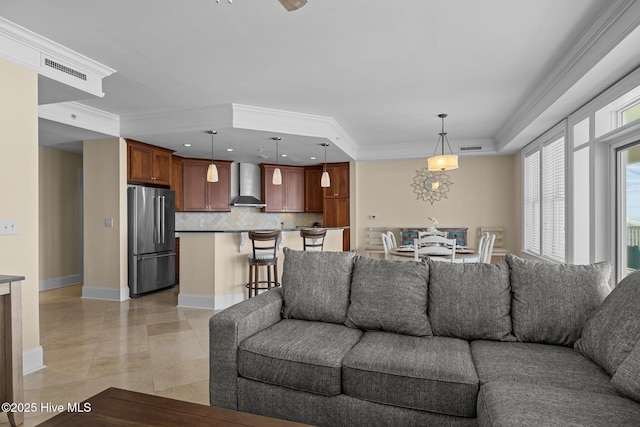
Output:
[
  {"xmin": 321, "ymin": 143, "xmax": 331, "ymax": 187},
  {"xmin": 206, "ymin": 130, "xmax": 219, "ymax": 182},
  {"xmin": 427, "ymin": 113, "xmax": 459, "ymax": 172},
  {"xmin": 272, "ymin": 137, "xmax": 282, "ymax": 185}
]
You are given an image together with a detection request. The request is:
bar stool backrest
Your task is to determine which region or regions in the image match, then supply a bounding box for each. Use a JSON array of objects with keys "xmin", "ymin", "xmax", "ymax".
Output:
[
  {"xmin": 300, "ymin": 228, "xmax": 327, "ymax": 251},
  {"xmin": 248, "ymin": 230, "xmax": 281, "ymax": 260}
]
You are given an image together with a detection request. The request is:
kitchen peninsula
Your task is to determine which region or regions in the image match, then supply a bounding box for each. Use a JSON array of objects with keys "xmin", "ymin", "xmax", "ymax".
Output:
[{"xmin": 176, "ymin": 227, "xmax": 346, "ymax": 310}]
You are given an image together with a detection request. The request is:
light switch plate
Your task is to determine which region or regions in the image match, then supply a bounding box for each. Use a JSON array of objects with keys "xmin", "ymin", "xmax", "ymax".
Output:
[{"xmin": 0, "ymin": 219, "xmax": 19, "ymax": 235}]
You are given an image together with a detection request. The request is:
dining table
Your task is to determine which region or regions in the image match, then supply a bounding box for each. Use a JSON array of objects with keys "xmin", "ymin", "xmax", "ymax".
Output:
[{"xmin": 391, "ymin": 246, "xmax": 479, "ymax": 262}]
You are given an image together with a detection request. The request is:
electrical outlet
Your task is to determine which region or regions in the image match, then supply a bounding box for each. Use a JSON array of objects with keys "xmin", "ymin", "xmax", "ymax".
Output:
[{"xmin": 105, "ymin": 218, "xmax": 113, "ymax": 228}]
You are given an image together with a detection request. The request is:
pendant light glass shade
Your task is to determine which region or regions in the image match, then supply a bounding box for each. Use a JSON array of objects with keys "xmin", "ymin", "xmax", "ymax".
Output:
[
  {"xmin": 206, "ymin": 130, "xmax": 219, "ymax": 182},
  {"xmin": 272, "ymin": 167, "xmax": 282, "ymax": 185},
  {"xmin": 272, "ymin": 137, "xmax": 282, "ymax": 185},
  {"xmin": 427, "ymin": 114, "xmax": 459, "ymax": 172},
  {"xmin": 321, "ymin": 143, "xmax": 331, "ymax": 187},
  {"xmin": 321, "ymin": 171, "xmax": 331, "ymax": 187}
]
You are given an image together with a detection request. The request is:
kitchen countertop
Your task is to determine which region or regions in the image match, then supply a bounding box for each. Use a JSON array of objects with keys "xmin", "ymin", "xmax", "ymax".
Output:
[{"xmin": 176, "ymin": 226, "xmax": 348, "ymax": 234}]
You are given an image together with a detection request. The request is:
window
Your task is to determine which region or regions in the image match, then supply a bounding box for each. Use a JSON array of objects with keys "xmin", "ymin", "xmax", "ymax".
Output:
[{"xmin": 523, "ymin": 136, "xmax": 565, "ymax": 262}]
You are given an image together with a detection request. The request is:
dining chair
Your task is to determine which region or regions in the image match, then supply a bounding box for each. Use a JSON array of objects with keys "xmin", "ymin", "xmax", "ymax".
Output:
[
  {"xmin": 481, "ymin": 233, "xmax": 496, "ymax": 263},
  {"xmin": 380, "ymin": 232, "xmax": 391, "ymax": 260},
  {"xmin": 386, "ymin": 231, "xmax": 397, "ymax": 249},
  {"xmin": 413, "ymin": 235, "xmax": 456, "ymax": 262}
]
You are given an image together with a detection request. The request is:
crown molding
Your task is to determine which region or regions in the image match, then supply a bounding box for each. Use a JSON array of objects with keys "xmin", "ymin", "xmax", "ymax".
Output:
[
  {"xmin": 496, "ymin": 0, "xmax": 640, "ymax": 150},
  {"xmin": 355, "ymin": 138, "xmax": 497, "ymax": 162},
  {"xmin": 0, "ymin": 17, "xmax": 115, "ymax": 97},
  {"xmin": 231, "ymin": 104, "xmax": 358, "ymax": 159},
  {"xmin": 119, "ymin": 104, "xmax": 233, "ymax": 136},
  {"xmin": 38, "ymin": 102, "xmax": 120, "ymax": 136}
]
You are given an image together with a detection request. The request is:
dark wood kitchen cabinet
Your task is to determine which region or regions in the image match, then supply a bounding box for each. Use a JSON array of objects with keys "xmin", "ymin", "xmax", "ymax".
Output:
[
  {"xmin": 171, "ymin": 156, "xmax": 183, "ymax": 211},
  {"xmin": 323, "ymin": 162, "xmax": 349, "ymax": 199},
  {"xmin": 127, "ymin": 139, "xmax": 173, "ymax": 186},
  {"xmin": 182, "ymin": 159, "xmax": 232, "ymax": 212},
  {"xmin": 261, "ymin": 164, "xmax": 304, "ymax": 212},
  {"xmin": 304, "ymin": 165, "xmax": 324, "ymax": 213}
]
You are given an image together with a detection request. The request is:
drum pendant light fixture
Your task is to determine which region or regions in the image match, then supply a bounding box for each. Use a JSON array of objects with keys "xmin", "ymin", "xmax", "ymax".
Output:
[
  {"xmin": 321, "ymin": 143, "xmax": 331, "ymax": 188},
  {"xmin": 272, "ymin": 137, "xmax": 282, "ymax": 185},
  {"xmin": 427, "ymin": 114, "xmax": 459, "ymax": 172},
  {"xmin": 206, "ymin": 130, "xmax": 219, "ymax": 182}
]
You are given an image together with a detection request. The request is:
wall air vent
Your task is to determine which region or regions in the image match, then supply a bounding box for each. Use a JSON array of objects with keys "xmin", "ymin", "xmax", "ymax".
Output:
[
  {"xmin": 460, "ymin": 146, "xmax": 483, "ymax": 152},
  {"xmin": 44, "ymin": 58, "xmax": 87, "ymax": 81}
]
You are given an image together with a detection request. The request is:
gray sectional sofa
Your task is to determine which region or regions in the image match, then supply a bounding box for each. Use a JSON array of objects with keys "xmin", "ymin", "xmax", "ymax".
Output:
[{"xmin": 209, "ymin": 249, "xmax": 640, "ymax": 426}]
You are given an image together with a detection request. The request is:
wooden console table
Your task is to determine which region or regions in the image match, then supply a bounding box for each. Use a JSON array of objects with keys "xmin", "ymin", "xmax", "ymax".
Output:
[{"xmin": 0, "ymin": 275, "xmax": 24, "ymax": 427}]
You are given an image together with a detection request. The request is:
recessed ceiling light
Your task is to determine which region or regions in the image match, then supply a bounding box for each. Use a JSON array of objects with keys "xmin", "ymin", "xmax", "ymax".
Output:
[
  {"xmin": 183, "ymin": 143, "xmax": 192, "ymax": 147},
  {"xmin": 281, "ymin": 154, "xmax": 287, "ymax": 157},
  {"xmin": 310, "ymin": 156, "xmax": 316, "ymax": 160},
  {"xmin": 226, "ymin": 148, "xmax": 234, "ymax": 152}
]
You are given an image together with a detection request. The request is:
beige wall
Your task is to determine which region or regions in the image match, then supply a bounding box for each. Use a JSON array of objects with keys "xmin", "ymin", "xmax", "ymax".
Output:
[
  {"xmin": 353, "ymin": 156, "xmax": 518, "ymax": 253},
  {"xmin": 82, "ymin": 138, "xmax": 128, "ymax": 298},
  {"xmin": 39, "ymin": 147, "xmax": 83, "ymax": 281},
  {"xmin": 0, "ymin": 59, "xmax": 40, "ymax": 354}
]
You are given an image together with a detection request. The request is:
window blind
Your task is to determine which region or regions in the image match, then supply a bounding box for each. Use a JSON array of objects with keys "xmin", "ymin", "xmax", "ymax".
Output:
[
  {"xmin": 524, "ymin": 151, "xmax": 541, "ymax": 254},
  {"xmin": 542, "ymin": 137, "xmax": 565, "ymax": 261}
]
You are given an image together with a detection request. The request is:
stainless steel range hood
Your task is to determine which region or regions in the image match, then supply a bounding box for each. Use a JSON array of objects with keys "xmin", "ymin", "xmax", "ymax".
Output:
[{"xmin": 230, "ymin": 163, "xmax": 266, "ymax": 208}]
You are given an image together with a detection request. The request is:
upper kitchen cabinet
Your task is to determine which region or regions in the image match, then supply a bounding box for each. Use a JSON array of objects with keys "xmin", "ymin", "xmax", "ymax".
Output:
[
  {"xmin": 127, "ymin": 139, "xmax": 173, "ymax": 186},
  {"xmin": 261, "ymin": 164, "xmax": 304, "ymax": 213},
  {"xmin": 171, "ymin": 156, "xmax": 183, "ymax": 212},
  {"xmin": 182, "ymin": 159, "xmax": 232, "ymax": 212},
  {"xmin": 304, "ymin": 165, "xmax": 324, "ymax": 213},
  {"xmin": 323, "ymin": 162, "xmax": 349, "ymax": 198}
]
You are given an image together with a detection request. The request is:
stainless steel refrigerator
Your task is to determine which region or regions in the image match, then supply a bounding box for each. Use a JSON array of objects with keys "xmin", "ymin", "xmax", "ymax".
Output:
[{"xmin": 128, "ymin": 186, "xmax": 176, "ymax": 298}]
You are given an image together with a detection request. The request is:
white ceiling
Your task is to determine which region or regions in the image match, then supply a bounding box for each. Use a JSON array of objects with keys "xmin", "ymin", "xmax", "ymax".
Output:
[{"xmin": 2, "ymin": 0, "xmax": 640, "ymax": 165}]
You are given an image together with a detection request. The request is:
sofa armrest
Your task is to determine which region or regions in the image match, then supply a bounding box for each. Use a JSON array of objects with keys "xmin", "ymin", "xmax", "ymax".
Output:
[{"xmin": 209, "ymin": 287, "xmax": 283, "ymax": 409}]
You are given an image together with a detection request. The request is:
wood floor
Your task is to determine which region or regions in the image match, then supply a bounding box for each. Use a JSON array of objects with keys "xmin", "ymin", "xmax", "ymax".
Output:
[{"xmin": 0, "ymin": 284, "xmax": 215, "ymax": 427}]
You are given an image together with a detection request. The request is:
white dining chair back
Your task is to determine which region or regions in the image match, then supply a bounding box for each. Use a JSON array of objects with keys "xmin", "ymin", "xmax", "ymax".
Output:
[
  {"xmin": 386, "ymin": 231, "xmax": 397, "ymax": 249},
  {"xmin": 414, "ymin": 235, "xmax": 456, "ymax": 262},
  {"xmin": 380, "ymin": 232, "xmax": 391, "ymax": 260},
  {"xmin": 481, "ymin": 233, "xmax": 496, "ymax": 263}
]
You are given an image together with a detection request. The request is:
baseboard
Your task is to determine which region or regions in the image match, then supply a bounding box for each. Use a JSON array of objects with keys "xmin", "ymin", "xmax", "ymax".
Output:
[
  {"xmin": 177, "ymin": 293, "xmax": 215, "ymax": 310},
  {"xmin": 81, "ymin": 285, "xmax": 130, "ymax": 302},
  {"xmin": 23, "ymin": 346, "xmax": 44, "ymax": 374},
  {"xmin": 214, "ymin": 292, "xmax": 246, "ymax": 310},
  {"xmin": 39, "ymin": 274, "xmax": 80, "ymax": 292}
]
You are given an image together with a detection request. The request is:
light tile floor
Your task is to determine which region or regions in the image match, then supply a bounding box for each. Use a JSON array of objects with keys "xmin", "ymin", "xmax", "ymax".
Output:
[{"xmin": 0, "ymin": 284, "xmax": 215, "ymax": 427}]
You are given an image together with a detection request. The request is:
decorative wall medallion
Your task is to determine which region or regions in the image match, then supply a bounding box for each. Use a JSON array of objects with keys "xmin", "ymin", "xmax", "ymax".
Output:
[{"xmin": 411, "ymin": 168, "xmax": 452, "ymax": 204}]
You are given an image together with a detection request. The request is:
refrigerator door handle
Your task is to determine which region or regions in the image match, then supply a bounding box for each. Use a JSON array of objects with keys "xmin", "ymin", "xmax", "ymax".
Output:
[
  {"xmin": 155, "ymin": 196, "xmax": 161, "ymax": 244},
  {"xmin": 137, "ymin": 252, "xmax": 175, "ymax": 261},
  {"xmin": 160, "ymin": 195, "xmax": 166, "ymax": 244}
]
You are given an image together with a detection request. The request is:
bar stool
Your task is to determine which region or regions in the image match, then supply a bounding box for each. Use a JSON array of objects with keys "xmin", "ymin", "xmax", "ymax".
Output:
[
  {"xmin": 300, "ymin": 228, "xmax": 327, "ymax": 251},
  {"xmin": 246, "ymin": 230, "xmax": 281, "ymax": 298}
]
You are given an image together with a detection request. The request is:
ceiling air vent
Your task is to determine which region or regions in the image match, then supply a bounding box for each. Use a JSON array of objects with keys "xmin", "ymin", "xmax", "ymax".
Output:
[
  {"xmin": 460, "ymin": 146, "xmax": 483, "ymax": 152},
  {"xmin": 44, "ymin": 58, "xmax": 87, "ymax": 81}
]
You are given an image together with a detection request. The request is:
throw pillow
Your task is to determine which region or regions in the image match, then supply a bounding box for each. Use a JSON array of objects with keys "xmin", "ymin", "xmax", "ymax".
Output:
[
  {"xmin": 506, "ymin": 254, "xmax": 611, "ymax": 346},
  {"xmin": 428, "ymin": 260, "xmax": 515, "ymax": 341},
  {"xmin": 574, "ymin": 270, "xmax": 640, "ymax": 375},
  {"xmin": 345, "ymin": 256, "xmax": 432, "ymax": 337},
  {"xmin": 612, "ymin": 339, "xmax": 640, "ymax": 403},
  {"xmin": 281, "ymin": 248, "xmax": 356, "ymax": 324}
]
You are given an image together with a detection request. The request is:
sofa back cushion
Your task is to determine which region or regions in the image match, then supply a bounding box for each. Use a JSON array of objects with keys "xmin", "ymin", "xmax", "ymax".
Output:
[
  {"xmin": 611, "ymin": 339, "xmax": 640, "ymax": 403},
  {"xmin": 574, "ymin": 270, "xmax": 640, "ymax": 375},
  {"xmin": 281, "ymin": 248, "xmax": 356, "ymax": 324},
  {"xmin": 428, "ymin": 260, "xmax": 515, "ymax": 341},
  {"xmin": 506, "ymin": 254, "xmax": 611, "ymax": 346},
  {"xmin": 345, "ymin": 256, "xmax": 432, "ymax": 337}
]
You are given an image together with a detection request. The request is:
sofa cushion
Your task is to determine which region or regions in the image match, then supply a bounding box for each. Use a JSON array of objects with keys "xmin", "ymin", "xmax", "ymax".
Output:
[
  {"xmin": 428, "ymin": 260, "xmax": 515, "ymax": 341},
  {"xmin": 470, "ymin": 340, "xmax": 618, "ymax": 395},
  {"xmin": 612, "ymin": 337, "xmax": 640, "ymax": 403},
  {"xmin": 281, "ymin": 248, "xmax": 356, "ymax": 324},
  {"xmin": 506, "ymin": 254, "xmax": 611, "ymax": 346},
  {"xmin": 345, "ymin": 257, "xmax": 431, "ymax": 337},
  {"xmin": 238, "ymin": 319, "xmax": 362, "ymax": 396},
  {"xmin": 342, "ymin": 332, "xmax": 478, "ymax": 418},
  {"xmin": 575, "ymin": 270, "xmax": 640, "ymax": 376},
  {"xmin": 477, "ymin": 381, "xmax": 640, "ymax": 427}
]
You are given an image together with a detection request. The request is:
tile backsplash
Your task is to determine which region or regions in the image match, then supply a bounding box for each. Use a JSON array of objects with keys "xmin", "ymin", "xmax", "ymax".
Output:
[{"xmin": 176, "ymin": 208, "xmax": 323, "ymax": 231}]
